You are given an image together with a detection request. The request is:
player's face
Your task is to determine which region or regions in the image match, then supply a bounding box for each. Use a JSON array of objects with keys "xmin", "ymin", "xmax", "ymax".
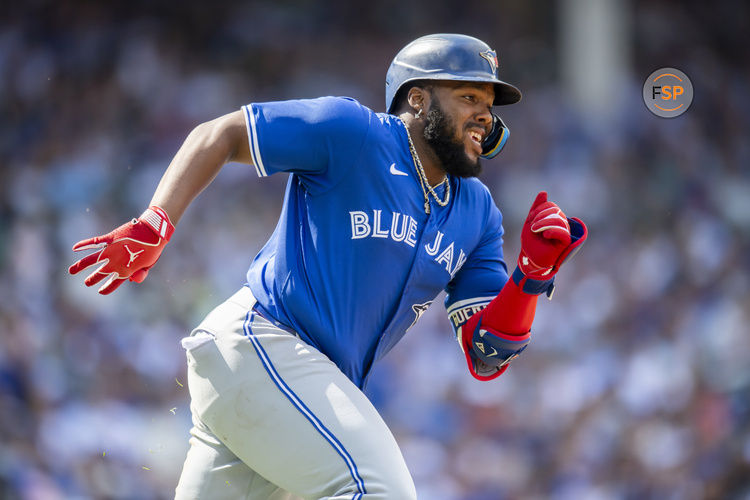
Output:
[{"xmin": 423, "ymin": 82, "xmax": 495, "ymax": 178}]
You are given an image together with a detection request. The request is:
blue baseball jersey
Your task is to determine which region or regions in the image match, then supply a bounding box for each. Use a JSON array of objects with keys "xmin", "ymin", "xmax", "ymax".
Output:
[{"xmin": 242, "ymin": 96, "xmax": 508, "ymax": 388}]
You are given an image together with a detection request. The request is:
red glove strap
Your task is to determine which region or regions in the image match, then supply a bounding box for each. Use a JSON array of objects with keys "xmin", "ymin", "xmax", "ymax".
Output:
[{"xmin": 140, "ymin": 206, "xmax": 175, "ymax": 240}]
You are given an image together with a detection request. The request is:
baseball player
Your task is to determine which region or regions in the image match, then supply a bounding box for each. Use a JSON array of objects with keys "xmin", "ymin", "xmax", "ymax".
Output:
[{"xmin": 69, "ymin": 34, "xmax": 586, "ymax": 499}]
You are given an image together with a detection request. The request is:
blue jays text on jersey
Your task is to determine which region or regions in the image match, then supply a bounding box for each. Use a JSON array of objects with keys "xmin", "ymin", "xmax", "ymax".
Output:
[
  {"xmin": 242, "ymin": 96, "xmax": 509, "ymax": 387},
  {"xmin": 349, "ymin": 210, "xmax": 468, "ymax": 277}
]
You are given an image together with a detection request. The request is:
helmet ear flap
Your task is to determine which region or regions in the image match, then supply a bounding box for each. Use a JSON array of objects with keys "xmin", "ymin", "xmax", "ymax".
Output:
[{"xmin": 481, "ymin": 114, "xmax": 510, "ymax": 159}]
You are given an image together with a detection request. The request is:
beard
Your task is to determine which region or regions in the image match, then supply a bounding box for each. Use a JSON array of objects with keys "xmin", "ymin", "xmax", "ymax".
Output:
[{"xmin": 423, "ymin": 100, "xmax": 482, "ymax": 178}]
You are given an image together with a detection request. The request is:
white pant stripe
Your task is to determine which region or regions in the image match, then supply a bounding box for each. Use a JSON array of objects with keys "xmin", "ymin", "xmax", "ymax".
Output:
[{"xmin": 242, "ymin": 312, "xmax": 367, "ymax": 496}]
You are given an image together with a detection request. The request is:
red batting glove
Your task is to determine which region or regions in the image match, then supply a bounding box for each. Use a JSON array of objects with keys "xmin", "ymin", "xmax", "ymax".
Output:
[
  {"xmin": 69, "ymin": 206, "xmax": 175, "ymax": 295},
  {"xmin": 514, "ymin": 191, "xmax": 587, "ymax": 295}
]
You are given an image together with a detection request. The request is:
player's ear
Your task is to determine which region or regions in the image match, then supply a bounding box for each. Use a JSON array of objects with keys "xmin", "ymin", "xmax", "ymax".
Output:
[{"xmin": 406, "ymin": 86, "xmax": 429, "ymax": 117}]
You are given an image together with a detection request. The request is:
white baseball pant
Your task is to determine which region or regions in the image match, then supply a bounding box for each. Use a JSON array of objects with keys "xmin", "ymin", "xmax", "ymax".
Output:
[{"xmin": 174, "ymin": 287, "xmax": 417, "ymax": 499}]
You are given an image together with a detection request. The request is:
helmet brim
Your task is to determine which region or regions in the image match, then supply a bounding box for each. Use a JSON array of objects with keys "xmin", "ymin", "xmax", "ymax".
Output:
[{"xmin": 493, "ymin": 80, "xmax": 522, "ymax": 106}]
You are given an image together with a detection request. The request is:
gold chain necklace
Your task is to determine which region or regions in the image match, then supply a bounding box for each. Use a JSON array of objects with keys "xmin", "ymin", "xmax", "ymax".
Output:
[{"xmin": 399, "ymin": 118, "xmax": 450, "ymax": 214}]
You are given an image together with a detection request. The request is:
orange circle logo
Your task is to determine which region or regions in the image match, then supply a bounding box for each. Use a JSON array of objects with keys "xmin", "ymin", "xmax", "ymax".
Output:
[{"xmin": 643, "ymin": 68, "xmax": 693, "ymax": 118}]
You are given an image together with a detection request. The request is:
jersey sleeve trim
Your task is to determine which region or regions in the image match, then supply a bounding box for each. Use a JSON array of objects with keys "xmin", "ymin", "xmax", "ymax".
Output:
[
  {"xmin": 242, "ymin": 104, "xmax": 268, "ymax": 178},
  {"xmin": 446, "ymin": 295, "xmax": 496, "ymax": 316},
  {"xmin": 446, "ymin": 295, "xmax": 495, "ymax": 334}
]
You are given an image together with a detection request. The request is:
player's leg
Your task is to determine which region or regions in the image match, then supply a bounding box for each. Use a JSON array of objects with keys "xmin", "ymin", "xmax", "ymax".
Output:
[
  {"xmin": 175, "ymin": 409, "xmax": 299, "ymax": 500},
  {"xmin": 179, "ymin": 287, "xmax": 416, "ymax": 499},
  {"xmin": 207, "ymin": 315, "xmax": 417, "ymax": 499}
]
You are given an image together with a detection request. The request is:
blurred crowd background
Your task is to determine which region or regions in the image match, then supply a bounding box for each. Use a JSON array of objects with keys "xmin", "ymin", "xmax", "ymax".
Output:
[{"xmin": 1, "ymin": 0, "xmax": 749, "ymax": 498}]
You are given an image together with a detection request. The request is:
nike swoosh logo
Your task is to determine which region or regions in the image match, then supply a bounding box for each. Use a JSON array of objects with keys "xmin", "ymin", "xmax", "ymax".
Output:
[{"xmin": 389, "ymin": 163, "xmax": 408, "ymax": 176}]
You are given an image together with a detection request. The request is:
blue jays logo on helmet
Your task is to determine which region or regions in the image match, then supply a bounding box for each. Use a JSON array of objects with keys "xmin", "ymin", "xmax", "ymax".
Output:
[{"xmin": 479, "ymin": 49, "xmax": 498, "ymax": 76}]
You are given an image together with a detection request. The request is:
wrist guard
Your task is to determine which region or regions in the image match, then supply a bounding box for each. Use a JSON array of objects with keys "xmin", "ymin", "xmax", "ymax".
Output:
[{"xmin": 458, "ymin": 309, "xmax": 530, "ymax": 381}]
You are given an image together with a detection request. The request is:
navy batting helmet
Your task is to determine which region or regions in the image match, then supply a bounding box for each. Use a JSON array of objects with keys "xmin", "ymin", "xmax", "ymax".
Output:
[
  {"xmin": 386, "ymin": 34, "xmax": 521, "ymax": 159},
  {"xmin": 385, "ymin": 33, "xmax": 521, "ymax": 113}
]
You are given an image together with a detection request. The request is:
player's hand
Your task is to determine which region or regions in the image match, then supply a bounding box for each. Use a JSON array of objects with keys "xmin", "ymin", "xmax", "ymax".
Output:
[
  {"xmin": 516, "ymin": 191, "xmax": 587, "ymax": 289},
  {"xmin": 68, "ymin": 206, "xmax": 175, "ymax": 295}
]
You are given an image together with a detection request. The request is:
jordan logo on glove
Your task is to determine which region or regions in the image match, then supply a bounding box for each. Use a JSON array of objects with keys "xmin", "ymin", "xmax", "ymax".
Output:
[{"xmin": 124, "ymin": 245, "xmax": 145, "ymax": 267}]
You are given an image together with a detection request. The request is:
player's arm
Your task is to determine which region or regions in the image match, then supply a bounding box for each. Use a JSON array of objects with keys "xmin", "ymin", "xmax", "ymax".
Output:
[
  {"xmin": 452, "ymin": 191, "xmax": 587, "ymax": 380},
  {"xmin": 151, "ymin": 110, "xmax": 251, "ymax": 224},
  {"xmin": 68, "ymin": 110, "xmax": 252, "ymax": 294}
]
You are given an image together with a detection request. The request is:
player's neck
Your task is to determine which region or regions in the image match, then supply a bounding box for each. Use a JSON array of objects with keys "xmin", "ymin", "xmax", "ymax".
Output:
[{"xmin": 400, "ymin": 114, "xmax": 448, "ymax": 187}]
